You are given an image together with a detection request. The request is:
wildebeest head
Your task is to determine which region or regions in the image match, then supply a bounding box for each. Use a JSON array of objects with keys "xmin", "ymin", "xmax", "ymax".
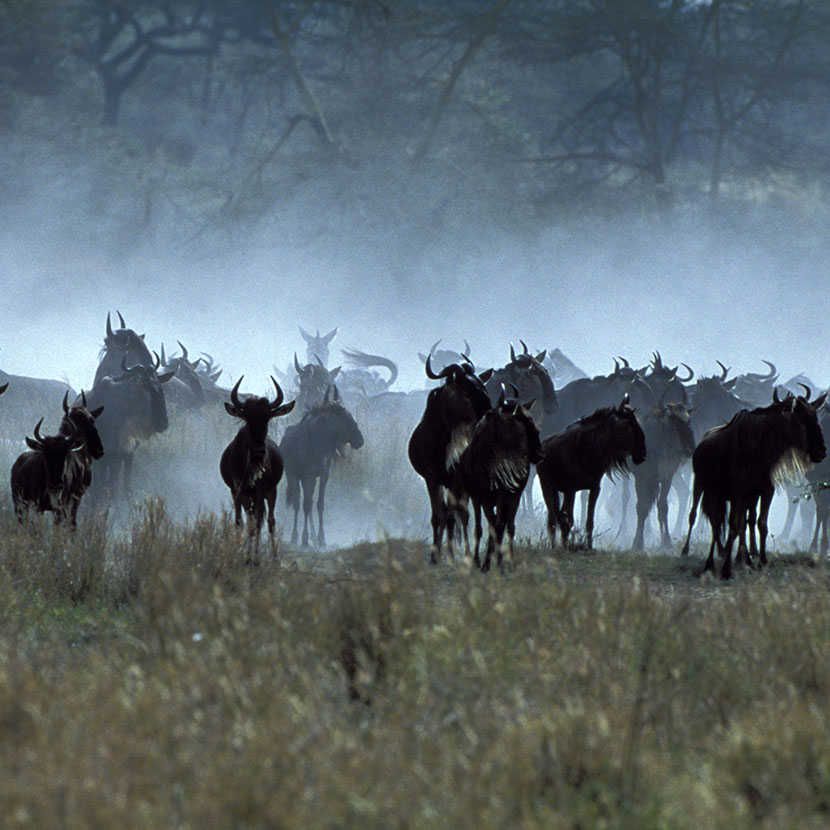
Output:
[
  {"xmin": 644, "ymin": 351, "xmax": 693, "ymax": 405},
  {"xmin": 225, "ymin": 376, "xmax": 296, "ymax": 446},
  {"xmin": 607, "ymin": 395, "xmax": 647, "ymax": 467},
  {"xmin": 160, "ymin": 342, "xmax": 207, "ymax": 407},
  {"xmin": 95, "ymin": 311, "xmax": 156, "ymax": 387},
  {"xmin": 63, "ymin": 390, "xmax": 105, "ymax": 459},
  {"xmin": 418, "ymin": 339, "xmax": 473, "ymax": 374},
  {"xmin": 300, "ymin": 326, "xmax": 338, "ymax": 368},
  {"xmin": 652, "ymin": 400, "xmax": 696, "ymax": 460},
  {"xmin": 425, "ymin": 353, "xmax": 493, "ymax": 418},
  {"xmin": 315, "ymin": 385, "xmax": 365, "ymax": 451},
  {"xmin": 116, "ymin": 357, "xmax": 176, "ymax": 436},
  {"xmin": 487, "ymin": 341, "xmax": 557, "ymax": 420},
  {"xmin": 294, "ymin": 353, "xmax": 341, "ymax": 413},
  {"xmin": 774, "ymin": 385, "xmax": 827, "ymax": 465},
  {"xmin": 25, "ymin": 419, "xmax": 79, "ymax": 493}
]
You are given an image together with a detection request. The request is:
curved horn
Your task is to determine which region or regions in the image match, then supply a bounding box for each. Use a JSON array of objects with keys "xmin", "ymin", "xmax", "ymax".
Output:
[
  {"xmin": 230, "ymin": 376, "xmax": 244, "ymax": 410},
  {"xmin": 152, "ymin": 351, "xmax": 161, "ymax": 370},
  {"xmin": 498, "ymin": 383, "xmax": 506, "ymax": 407},
  {"xmin": 160, "ymin": 343, "xmax": 168, "ymax": 366},
  {"xmin": 177, "ymin": 341, "xmax": 189, "ymax": 360},
  {"xmin": 425, "ymin": 353, "xmax": 441, "ymax": 380},
  {"xmin": 463, "ymin": 339, "xmax": 471, "ymax": 356},
  {"xmin": 323, "ymin": 385, "xmax": 331, "ymax": 406},
  {"xmin": 62, "ymin": 390, "xmax": 69, "ymax": 413},
  {"xmin": 614, "ymin": 358, "xmax": 620, "ymax": 374},
  {"xmin": 618, "ymin": 356, "xmax": 630, "ymax": 369},
  {"xmin": 652, "ymin": 351, "xmax": 662, "ymax": 369},
  {"xmin": 716, "ymin": 361, "xmax": 729, "ymax": 381},
  {"xmin": 294, "ymin": 353, "xmax": 303, "ymax": 375},
  {"xmin": 799, "ymin": 383, "xmax": 812, "ymax": 401},
  {"xmin": 33, "ymin": 418, "xmax": 45, "ymax": 444},
  {"xmin": 270, "ymin": 376, "xmax": 284, "ymax": 409},
  {"xmin": 117, "ymin": 310, "xmax": 126, "ymax": 329},
  {"xmin": 510, "ymin": 342, "xmax": 517, "ymax": 362},
  {"xmin": 81, "ymin": 390, "xmax": 87, "ymax": 407},
  {"xmin": 106, "ymin": 312, "xmax": 113, "ymax": 338},
  {"xmin": 428, "ymin": 339, "xmax": 442, "ymax": 356},
  {"xmin": 520, "ymin": 339, "xmax": 529, "ymax": 355},
  {"xmin": 676, "ymin": 363, "xmax": 694, "ymax": 382},
  {"xmin": 762, "ymin": 360, "xmax": 776, "ymax": 378},
  {"xmin": 773, "ymin": 387, "xmax": 781, "ymax": 403}
]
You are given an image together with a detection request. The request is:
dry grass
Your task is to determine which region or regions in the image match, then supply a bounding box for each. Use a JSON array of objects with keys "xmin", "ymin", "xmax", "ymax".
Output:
[{"xmin": 0, "ymin": 502, "xmax": 829, "ymax": 828}]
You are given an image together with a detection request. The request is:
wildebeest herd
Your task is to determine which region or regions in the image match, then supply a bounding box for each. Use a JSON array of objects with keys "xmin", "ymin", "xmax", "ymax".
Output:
[{"xmin": 3, "ymin": 315, "xmax": 829, "ymax": 579}]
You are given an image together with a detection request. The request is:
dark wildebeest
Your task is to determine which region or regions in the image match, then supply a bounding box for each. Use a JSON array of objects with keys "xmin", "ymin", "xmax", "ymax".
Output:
[
  {"xmin": 220, "ymin": 377, "xmax": 295, "ymax": 546},
  {"xmin": 681, "ymin": 388, "xmax": 827, "ymax": 579},
  {"xmin": 408, "ymin": 356, "xmax": 493, "ymax": 562},
  {"xmin": 85, "ymin": 356, "xmax": 175, "ymax": 501},
  {"xmin": 485, "ymin": 342, "xmax": 558, "ymax": 434},
  {"xmin": 641, "ymin": 351, "xmax": 693, "ymax": 405},
  {"xmin": 537, "ymin": 396, "xmax": 647, "ymax": 549},
  {"xmin": 731, "ymin": 360, "xmax": 778, "ymax": 408},
  {"xmin": 632, "ymin": 401, "xmax": 696, "ymax": 550},
  {"xmin": 807, "ymin": 407, "xmax": 830, "ymax": 555},
  {"xmin": 10, "ymin": 419, "xmax": 79, "ymax": 522},
  {"xmin": 58, "ymin": 391, "xmax": 105, "ymax": 527},
  {"xmin": 280, "ymin": 385, "xmax": 364, "ymax": 548},
  {"xmin": 293, "ymin": 353, "xmax": 341, "ymax": 414},
  {"xmin": 93, "ymin": 311, "xmax": 156, "ymax": 386},
  {"xmin": 454, "ymin": 386, "xmax": 543, "ymax": 572},
  {"xmin": 159, "ymin": 342, "xmax": 208, "ymax": 410}
]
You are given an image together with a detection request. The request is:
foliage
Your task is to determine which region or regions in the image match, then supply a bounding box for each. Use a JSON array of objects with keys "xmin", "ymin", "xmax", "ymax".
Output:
[{"xmin": 1, "ymin": 504, "xmax": 830, "ymax": 826}]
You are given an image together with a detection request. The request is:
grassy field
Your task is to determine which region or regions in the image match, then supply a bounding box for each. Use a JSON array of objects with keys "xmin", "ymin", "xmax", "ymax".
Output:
[{"xmin": 0, "ymin": 502, "xmax": 829, "ymax": 829}]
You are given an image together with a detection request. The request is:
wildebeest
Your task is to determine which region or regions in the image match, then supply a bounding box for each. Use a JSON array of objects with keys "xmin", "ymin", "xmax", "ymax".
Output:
[
  {"xmin": 84, "ymin": 356, "xmax": 175, "ymax": 500},
  {"xmin": 280, "ymin": 385, "xmax": 364, "ymax": 548},
  {"xmin": 681, "ymin": 388, "xmax": 827, "ymax": 578},
  {"xmin": 93, "ymin": 311, "xmax": 156, "ymax": 386},
  {"xmin": 159, "ymin": 342, "xmax": 208, "ymax": 410},
  {"xmin": 293, "ymin": 353, "xmax": 341, "ymax": 414},
  {"xmin": 454, "ymin": 386, "xmax": 543, "ymax": 572},
  {"xmin": 485, "ymin": 342, "xmax": 558, "ymax": 433},
  {"xmin": 631, "ymin": 401, "xmax": 695, "ymax": 550},
  {"xmin": 408, "ymin": 355, "xmax": 493, "ymax": 562},
  {"xmin": 807, "ymin": 407, "xmax": 830, "ymax": 555},
  {"xmin": 220, "ymin": 376, "xmax": 295, "ymax": 546},
  {"xmin": 418, "ymin": 339, "xmax": 473, "ymax": 375},
  {"xmin": 10, "ymin": 419, "xmax": 80, "ymax": 522},
  {"xmin": 57, "ymin": 391, "xmax": 105, "ymax": 527},
  {"xmin": 299, "ymin": 326, "xmax": 338, "ymax": 367},
  {"xmin": 537, "ymin": 396, "xmax": 647, "ymax": 549}
]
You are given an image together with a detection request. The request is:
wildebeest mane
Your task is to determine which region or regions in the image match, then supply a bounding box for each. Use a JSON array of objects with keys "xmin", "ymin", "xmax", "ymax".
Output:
[{"xmin": 562, "ymin": 406, "xmax": 636, "ymax": 480}]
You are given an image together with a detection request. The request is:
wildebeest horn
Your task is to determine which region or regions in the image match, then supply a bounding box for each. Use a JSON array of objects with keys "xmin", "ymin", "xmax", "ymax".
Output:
[
  {"xmin": 652, "ymin": 351, "xmax": 662, "ymax": 369},
  {"xmin": 62, "ymin": 390, "xmax": 69, "ymax": 413},
  {"xmin": 676, "ymin": 363, "xmax": 694, "ymax": 382},
  {"xmin": 33, "ymin": 418, "xmax": 45, "ymax": 444},
  {"xmin": 510, "ymin": 342, "xmax": 517, "ymax": 362},
  {"xmin": 177, "ymin": 341, "xmax": 189, "ymax": 360},
  {"xmin": 613, "ymin": 358, "xmax": 620, "ymax": 374},
  {"xmin": 716, "ymin": 361, "xmax": 729, "ymax": 381},
  {"xmin": 152, "ymin": 351, "xmax": 161, "ymax": 370},
  {"xmin": 520, "ymin": 340, "xmax": 529, "ymax": 355},
  {"xmin": 798, "ymin": 383, "xmax": 812, "ymax": 401},
  {"xmin": 294, "ymin": 353, "xmax": 303, "ymax": 374},
  {"xmin": 230, "ymin": 376, "xmax": 244, "ymax": 409},
  {"xmin": 106, "ymin": 312, "xmax": 113, "ymax": 338},
  {"xmin": 81, "ymin": 390, "xmax": 87, "ymax": 407},
  {"xmin": 270, "ymin": 376, "xmax": 284, "ymax": 409},
  {"xmin": 160, "ymin": 343, "xmax": 168, "ymax": 366},
  {"xmin": 618, "ymin": 356, "xmax": 629, "ymax": 368},
  {"xmin": 773, "ymin": 387, "xmax": 781, "ymax": 403},
  {"xmin": 428, "ymin": 339, "xmax": 442, "ymax": 356},
  {"xmin": 323, "ymin": 385, "xmax": 331, "ymax": 406},
  {"xmin": 619, "ymin": 393, "xmax": 631, "ymax": 409},
  {"xmin": 425, "ymin": 353, "xmax": 441, "ymax": 380},
  {"xmin": 762, "ymin": 360, "xmax": 776, "ymax": 378},
  {"xmin": 463, "ymin": 339, "xmax": 471, "ymax": 356},
  {"xmin": 117, "ymin": 310, "xmax": 126, "ymax": 329}
]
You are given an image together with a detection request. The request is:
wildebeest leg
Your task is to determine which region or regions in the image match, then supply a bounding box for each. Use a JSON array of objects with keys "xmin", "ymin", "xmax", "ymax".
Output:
[
  {"xmin": 480, "ymin": 500, "xmax": 498, "ymax": 573},
  {"xmin": 538, "ymin": 477, "xmax": 560, "ymax": 548},
  {"xmin": 671, "ymin": 466, "xmax": 691, "ymax": 539},
  {"xmin": 757, "ymin": 485, "xmax": 774, "ymax": 568},
  {"xmin": 616, "ymin": 477, "xmax": 631, "ymax": 541},
  {"xmin": 820, "ymin": 499, "xmax": 830, "ymax": 556},
  {"xmin": 657, "ymin": 476, "xmax": 673, "ymax": 548},
  {"xmin": 681, "ymin": 480, "xmax": 703, "ymax": 557},
  {"xmin": 560, "ymin": 491, "xmax": 576, "ymax": 549},
  {"xmin": 633, "ymin": 476, "xmax": 657, "ymax": 552},
  {"xmin": 316, "ymin": 467, "xmax": 330, "ymax": 548},
  {"xmin": 780, "ymin": 484, "xmax": 798, "ymax": 542},
  {"xmin": 494, "ymin": 500, "xmax": 510, "ymax": 572},
  {"xmin": 502, "ymin": 493, "xmax": 522, "ymax": 572},
  {"xmin": 301, "ymin": 476, "xmax": 315, "ymax": 548},
  {"xmin": 809, "ymin": 510, "xmax": 821, "ymax": 553},
  {"xmin": 472, "ymin": 499, "xmax": 483, "ymax": 567},
  {"xmin": 426, "ymin": 480, "xmax": 447, "ymax": 564},
  {"xmin": 721, "ymin": 498, "xmax": 746, "ymax": 580},
  {"xmin": 585, "ymin": 483, "xmax": 601, "ymax": 549},
  {"xmin": 266, "ymin": 487, "xmax": 277, "ymax": 538},
  {"xmin": 701, "ymin": 491, "xmax": 722, "ymax": 573}
]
